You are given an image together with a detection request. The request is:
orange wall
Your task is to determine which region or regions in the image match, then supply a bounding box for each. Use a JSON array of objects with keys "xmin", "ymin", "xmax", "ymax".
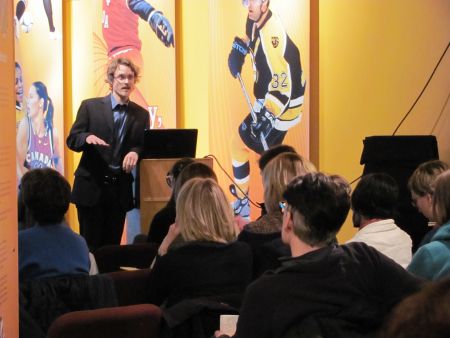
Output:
[
  {"xmin": 0, "ymin": 1, "xmax": 19, "ymax": 336},
  {"xmin": 318, "ymin": 0, "xmax": 450, "ymax": 242}
]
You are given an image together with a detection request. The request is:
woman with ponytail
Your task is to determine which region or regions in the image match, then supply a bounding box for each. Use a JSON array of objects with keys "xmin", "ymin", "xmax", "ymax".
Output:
[{"xmin": 17, "ymin": 81, "xmax": 61, "ymax": 178}]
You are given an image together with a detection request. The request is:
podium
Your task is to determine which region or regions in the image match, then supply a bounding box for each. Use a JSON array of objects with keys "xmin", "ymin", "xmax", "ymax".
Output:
[{"xmin": 139, "ymin": 158, "xmax": 213, "ymax": 236}]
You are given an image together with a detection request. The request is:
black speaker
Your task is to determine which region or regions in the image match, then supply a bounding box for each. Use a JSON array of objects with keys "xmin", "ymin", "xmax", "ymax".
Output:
[{"xmin": 360, "ymin": 135, "xmax": 439, "ymax": 252}]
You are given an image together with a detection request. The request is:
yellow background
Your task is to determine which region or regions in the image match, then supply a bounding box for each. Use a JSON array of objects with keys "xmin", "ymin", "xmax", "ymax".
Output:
[
  {"xmin": 315, "ymin": 0, "xmax": 450, "ymax": 242},
  {"xmin": 14, "ymin": 0, "xmax": 65, "ymax": 179},
  {"xmin": 13, "ymin": 0, "xmax": 450, "ymax": 242}
]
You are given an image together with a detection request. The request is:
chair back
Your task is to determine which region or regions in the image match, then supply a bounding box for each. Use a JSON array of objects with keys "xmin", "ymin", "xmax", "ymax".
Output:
[
  {"xmin": 107, "ymin": 269, "xmax": 152, "ymax": 306},
  {"xmin": 94, "ymin": 243, "xmax": 158, "ymax": 273},
  {"xmin": 47, "ymin": 304, "xmax": 162, "ymax": 338}
]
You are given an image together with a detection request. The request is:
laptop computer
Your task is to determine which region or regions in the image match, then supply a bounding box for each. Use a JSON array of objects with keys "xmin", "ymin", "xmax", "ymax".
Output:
[{"xmin": 142, "ymin": 129, "xmax": 198, "ymax": 159}]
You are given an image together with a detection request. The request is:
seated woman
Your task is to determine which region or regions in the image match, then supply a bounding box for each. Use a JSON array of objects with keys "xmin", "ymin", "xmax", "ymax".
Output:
[
  {"xmin": 238, "ymin": 152, "xmax": 316, "ymax": 278},
  {"xmin": 408, "ymin": 160, "xmax": 448, "ymax": 247},
  {"xmin": 408, "ymin": 169, "xmax": 450, "ymax": 280},
  {"xmin": 18, "ymin": 168, "xmax": 90, "ymax": 282},
  {"xmin": 147, "ymin": 157, "xmax": 194, "ymax": 244},
  {"xmin": 150, "ymin": 162, "xmax": 218, "ymax": 250},
  {"xmin": 146, "ymin": 177, "xmax": 252, "ymax": 309}
]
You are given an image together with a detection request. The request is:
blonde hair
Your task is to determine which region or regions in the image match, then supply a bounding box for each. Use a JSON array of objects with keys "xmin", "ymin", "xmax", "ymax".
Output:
[
  {"xmin": 433, "ymin": 169, "xmax": 450, "ymax": 226},
  {"xmin": 408, "ymin": 160, "xmax": 448, "ymax": 196},
  {"xmin": 262, "ymin": 152, "xmax": 317, "ymax": 213},
  {"xmin": 176, "ymin": 178, "xmax": 236, "ymax": 243}
]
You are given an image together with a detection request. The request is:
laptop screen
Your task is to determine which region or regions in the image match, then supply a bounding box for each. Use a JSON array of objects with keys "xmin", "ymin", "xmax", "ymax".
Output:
[{"xmin": 142, "ymin": 129, "xmax": 198, "ymax": 159}]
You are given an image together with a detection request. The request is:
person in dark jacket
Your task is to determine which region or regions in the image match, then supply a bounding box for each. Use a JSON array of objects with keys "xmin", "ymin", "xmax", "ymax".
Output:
[
  {"xmin": 238, "ymin": 152, "xmax": 316, "ymax": 278},
  {"xmin": 147, "ymin": 177, "xmax": 252, "ymax": 309},
  {"xmin": 147, "ymin": 157, "xmax": 194, "ymax": 244},
  {"xmin": 216, "ymin": 172, "xmax": 423, "ymax": 338}
]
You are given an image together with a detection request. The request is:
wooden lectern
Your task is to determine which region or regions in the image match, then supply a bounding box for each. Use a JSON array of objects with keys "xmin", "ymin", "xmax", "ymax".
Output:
[{"xmin": 139, "ymin": 158, "xmax": 213, "ymax": 236}]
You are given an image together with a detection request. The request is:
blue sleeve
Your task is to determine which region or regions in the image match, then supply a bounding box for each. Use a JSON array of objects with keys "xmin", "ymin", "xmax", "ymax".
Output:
[
  {"xmin": 407, "ymin": 247, "xmax": 434, "ymax": 280},
  {"xmin": 128, "ymin": 0, "xmax": 155, "ymax": 21}
]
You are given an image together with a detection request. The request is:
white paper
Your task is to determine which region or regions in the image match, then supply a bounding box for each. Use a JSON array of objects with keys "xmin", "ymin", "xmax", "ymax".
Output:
[{"xmin": 220, "ymin": 315, "xmax": 239, "ymax": 336}]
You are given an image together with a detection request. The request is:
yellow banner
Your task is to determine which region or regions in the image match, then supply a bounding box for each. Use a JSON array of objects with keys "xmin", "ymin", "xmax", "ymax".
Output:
[{"xmin": 209, "ymin": 0, "xmax": 310, "ymax": 220}]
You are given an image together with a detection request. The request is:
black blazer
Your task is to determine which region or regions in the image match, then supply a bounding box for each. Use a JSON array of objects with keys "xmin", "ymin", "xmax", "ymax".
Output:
[{"xmin": 67, "ymin": 95, "xmax": 149, "ymax": 210}]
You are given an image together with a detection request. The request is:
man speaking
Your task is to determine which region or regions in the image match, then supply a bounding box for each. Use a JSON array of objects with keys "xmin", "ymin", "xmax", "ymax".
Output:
[{"xmin": 67, "ymin": 57, "xmax": 149, "ymax": 250}]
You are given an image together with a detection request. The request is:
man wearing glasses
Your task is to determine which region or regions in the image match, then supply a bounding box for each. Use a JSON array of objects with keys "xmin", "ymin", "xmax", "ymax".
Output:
[
  {"xmin": 216, "ymin": 173, "xmax": 422, "ymax": 338},
  {"xmin": 67, "ymin": 57, "xmax": 149, "ymax": 250}
]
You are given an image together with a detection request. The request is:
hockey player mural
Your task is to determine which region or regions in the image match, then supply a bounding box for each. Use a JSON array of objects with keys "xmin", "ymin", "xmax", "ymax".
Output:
[{"xmin": 227, "ymin": 0, "xmax": 306, "ymax": 218}]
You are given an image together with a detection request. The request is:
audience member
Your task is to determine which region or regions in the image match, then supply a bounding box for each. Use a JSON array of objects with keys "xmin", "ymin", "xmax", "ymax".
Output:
[
  {"xmin": 216, "ymin": 172, "xmax": 423, "ymax": 338},
  {"xmin": 255, "ymin": 144, "xmax": 298, "ymax": 216},
  {"xmin": 146, "ymin": 178, "xmax": 252, "ymax": 309},
  {"xmin": 171, "ymin": 161, "xmax": 218, "ymax": 201},
  {"xmin": 238, "ymin": 152, "xmax": 316, "ymax": 278},
  {"xmin": 258, "ymin": 144, "xmax": 297, "ymax": 172},
  {"xmin": 18, "ymin": 168, "xmax": 90, "ymax": 282},
  {"xmin": 150, "ymin": 162, "xmax": 218, "ymax": 254},
  {"xmin": 147, "ymin": 157, "xmax": 194, "ymax": 244},
  {"xmin": 347, "ymin": 173, "xmax": 412, "ymax": 268},
  {"xmin": 408, "ymin": 160, "xmax": 449, "ymax": 247},
  {"xmin": 380, "ymin": 277, "xmax": 450, "ymax": 338},
  {"xmin": 408, "ymin": 169, "xmax": 450, "ymax": 280}
]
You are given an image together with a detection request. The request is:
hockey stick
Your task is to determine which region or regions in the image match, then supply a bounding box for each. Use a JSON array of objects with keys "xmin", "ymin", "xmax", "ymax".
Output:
[{"xmin": 237, "ymin": 73, "xmax": 269, "ymax": 150}]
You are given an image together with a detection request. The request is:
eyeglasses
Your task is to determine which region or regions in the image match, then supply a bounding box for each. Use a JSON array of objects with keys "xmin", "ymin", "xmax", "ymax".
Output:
[
  {"xmin": 279, "ymin": 201, "xmax": 287, "ymax": 213},
  {"xmin": 166, "ymin": 173, "xmax": 173, "ymax": 188},
  {"xmin": 114, "ymin": 74, "xmax": 135, "ymax": 83},
  {"xmin": 242, "ymin": 0, "xmax": 264, "ymax": 8}
]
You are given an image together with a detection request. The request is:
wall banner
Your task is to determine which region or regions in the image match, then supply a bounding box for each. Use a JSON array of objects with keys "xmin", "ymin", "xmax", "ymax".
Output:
[
  {"xmin": 14, "ymin": 0, "xmax": 65, "ymax": 186},
  {"xmin": 210, "ymin": 0, "xmax": 310, "ymax": 220}
]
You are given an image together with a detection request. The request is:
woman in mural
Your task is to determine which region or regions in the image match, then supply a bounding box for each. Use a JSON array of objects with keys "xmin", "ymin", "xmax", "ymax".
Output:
[
  {"xmin": 16, "ymin": 81, "xmax": 61, "ymax": 178},
  {"xmin": 15, "ymin": 62, "xmax": 25, "ymax": 128}
]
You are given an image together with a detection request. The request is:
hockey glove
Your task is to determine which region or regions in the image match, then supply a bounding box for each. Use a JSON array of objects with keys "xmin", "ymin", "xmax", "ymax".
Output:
[
  {"xmin": 149, "ymin": 11, "xmax": 174, "ymax": 47},
  {"xmin": 228, "ymin": 37, "xmax": 248, "ymax": 78},
  {"xmin": 250, "ymin": 106, "xmax": 275, "ymax": 140}
]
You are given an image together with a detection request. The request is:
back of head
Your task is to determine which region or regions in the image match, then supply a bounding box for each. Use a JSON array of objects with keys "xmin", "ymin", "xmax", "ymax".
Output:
[
  {"xmin": 176, "ymin": 178, "xmax": 235, "ymax": 243},
  {"xmin": 283, "ymin": 172, "xmax": 350, "ymax": 246},
  {"xmin": 258, "ymin": 144, "xmax": 297, "ymax": 171},
  {"xmin": 170, "ymin": 158, "xmax": 195, "ymax": 180},
  {"xmin": 433, "ymin": 169, "xmax": 450, "ymax": 226},
  {"xmin": 20, "ymin": 168, "xmax": 71, "ymax": 224},
  {"xmin": 173, "ymin": 162, "xmax": 217, "ymax": 201},
  {"xmin": 408, "ymin": 160, "xmax": 448, "ymax": 196},
  {"xmin": 380, "ymin": 277, "xmax": 450, "ymax": 338},
  {"xmin": 166, "ymin": 158, "xmax": 194, "ymax": 192},
  {"xmin": 351, "ymin": 173, "xmax": 399, "ymax": 220},
  {"xmin": 263, "ymin": 152, "xmax": 317, "ymax": 213}
]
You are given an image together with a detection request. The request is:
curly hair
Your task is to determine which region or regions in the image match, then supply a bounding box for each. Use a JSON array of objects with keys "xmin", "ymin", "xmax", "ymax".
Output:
[{"xmin": 106, "ymin": 57, "xmax": 141, "ymax": 85}]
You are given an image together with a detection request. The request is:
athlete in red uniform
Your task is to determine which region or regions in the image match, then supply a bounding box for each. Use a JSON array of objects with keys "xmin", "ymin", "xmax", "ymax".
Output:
[{"xmin": 102, "ymin": 0, "xmax": 174, "ymax": 128}]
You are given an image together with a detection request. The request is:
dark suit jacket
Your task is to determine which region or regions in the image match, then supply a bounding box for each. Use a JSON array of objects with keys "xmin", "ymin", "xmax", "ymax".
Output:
[{"xmin": 67, "ymin": 95, "xmax": 149, "ymax": 210}]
